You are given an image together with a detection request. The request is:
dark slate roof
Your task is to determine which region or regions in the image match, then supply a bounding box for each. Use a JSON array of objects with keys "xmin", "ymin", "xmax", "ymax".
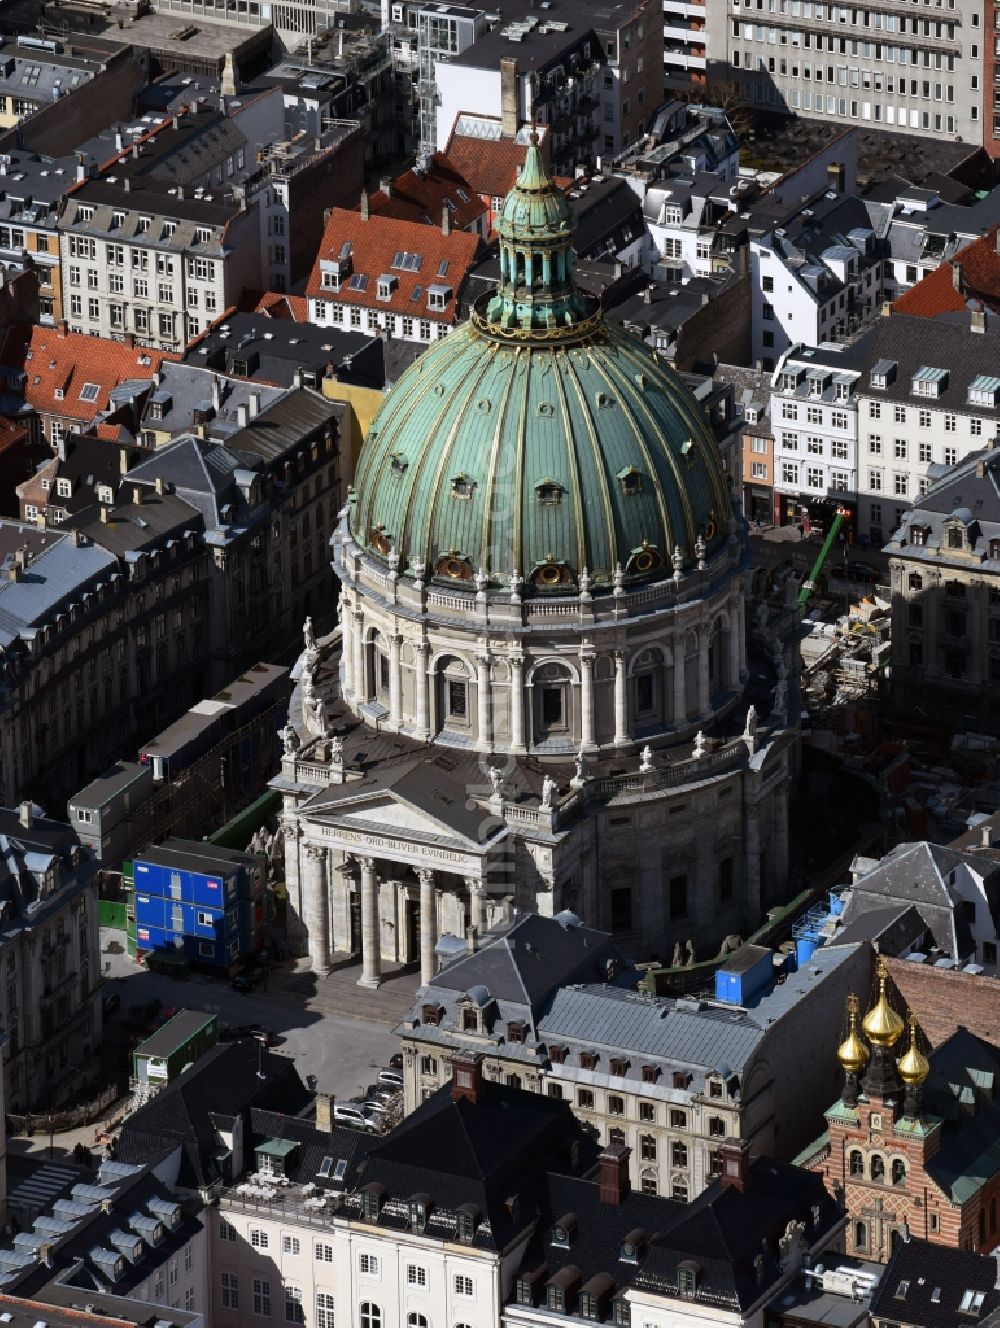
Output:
[
  {"xmin": 634, "ymin": 1159, "xmax": 843, "ymax": 1312},
  {"xmin": 222, "ymin": 388, "xmax": 342, "ymax": 464},
  {"xmin": 869, "ymin": 1237, "xmax": 1000, "ymax": 1327},
  {"xmin": 567, "ymin": 177, "xmax": 645, "ymax": 262},
  {"xmin": 356, "ymin": 1076, "xmax": 586, "ymax": 1249},
  {"xmin": 843, "ymin": 841, "xmax": 1000, "ymax": 960},
  {"xmin": 887, "ymin": 445, "xmax": 1000, "ymax": 565},
  {"xmin": 126, "ymin": 435, "xmax": 249, "ymax": 528},
  {"xmin": 246, "ymin": 1108, "xmax": 373, "ymax": 1191},
  {"xmin": 831, "ymin": 902, "xmax": 929, "ymax": 953},
  {"xmin": 186, "ymin": 312, "xmax": 380, "ymax": 389},
  {"xmin": 116, "ymin": 1042, "xmax": 309, "ymax": 1188},
  {"xmin": 429, "ymin": 912, "xmax": 623, "ymax": 1013},
  {"xmin": 69, "ymin": 491, "xmax": 203, "ymax": 558},
  {"xmin": 857, "ymin": 311, "xmax": 1000, "ymax": 413},
  {"xmin": 922, "ymin": 1030, "xmax": 1000, "ymax": 1205}
]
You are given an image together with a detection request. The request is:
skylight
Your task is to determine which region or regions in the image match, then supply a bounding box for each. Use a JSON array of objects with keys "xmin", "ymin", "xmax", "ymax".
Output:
[
  {"xmin": 79, "ymin": 382, "xmax": 100, "ymax": 402},
  {"xmin": 317, "ymin": 1157, "xmax": 333, "ymax": 1178},
  {"xmin": 348, "ymin": 273, "xmax": 368, "ymax": 291},
  {"xmin": 391, "ymin": 250, "xmax": 423, "ymax": 272}
]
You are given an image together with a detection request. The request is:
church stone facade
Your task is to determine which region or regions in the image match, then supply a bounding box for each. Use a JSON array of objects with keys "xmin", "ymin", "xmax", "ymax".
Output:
[{"xmin": 273, "ymin": 138, "xmax": 797, "ymax": 981}]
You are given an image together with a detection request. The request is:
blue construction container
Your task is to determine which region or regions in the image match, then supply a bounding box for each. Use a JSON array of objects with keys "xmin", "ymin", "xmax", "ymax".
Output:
[
  {"xmin": 714, "ymin": 944, "xmax": 775, "ymax": 1006},
  {"xmin": 132, "ymin": 837, "xmax": 265, "ymax": 968}
]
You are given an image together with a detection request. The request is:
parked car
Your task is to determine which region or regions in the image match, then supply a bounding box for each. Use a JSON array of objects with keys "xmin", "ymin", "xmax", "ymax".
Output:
[
  {"xmin": 332, "ymin": 1102, "xmax": 374, "ymax": 1131},
  {"xmin": 360, "ymin": 1102, "xmax": 385, "ymax": 1129},
  {"xmin": 252, "ymin": 1027, "xmax": 278, "ymax": 1047},
  {"xmin": 231, "ymin": 967, "xmax": 269, "ymax": 994},
  {"xmin": 102, "ymin": 992, "xmax": 120, "ymax": 1017},
  {"xmin": 377, "ymin": 1068, "xmax": 404, "ymax": 1091},
  {"xmin": 388, "ymin": 1053, "xmax": 403, "ymax": 1071}
]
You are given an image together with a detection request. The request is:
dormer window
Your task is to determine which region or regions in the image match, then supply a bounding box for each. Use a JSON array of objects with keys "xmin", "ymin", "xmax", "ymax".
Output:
[
  {"xmin": 548, "ymin": 1045, "xmax": 567, "ymax": 1064},
  {"xmin": 535, "ymin": 479, "xmax": 563, "ymax": 505},
  {"xmin": 641, "ymin": 1064, "xmax": 659, "ymax": 1084},
  {"xmin": 427, "ymin": 283, "xmax": 451, "ymax": 311},
  {"xmin": 361, "ymin": 1185, "xmax": 384, "ymax": 1222},
  {"xmin": 869, "ymin": 359, "xmax": 896, "ymax": 390},
  {"xmin": 421, "ymin": 1003, "xmax": 443, "ymax": 1025},
  {"xmin": 835, "ymin": 380, "xmax": 849, "ymax": 402},
  {"xmin": 550, "ymin": 1215, "xmax": 577, "ymax": 1249},
  {"xmin": 409, "ymin": 1196, "xmax": 430, "ymax": 1231},
  {"xmin": 455, "ymin": 1205, "xmax": 479, "ymax": 1243},
  {"xmin": 507, "ymin": 1020, "xmax": 527, "ymax": 1043},
  {"xmin": 780, "ymin": 371, "xmax": 799, "ymax": 392},
  {"xmin": 321, "ymin": 268, "xmax": 341, "ymax": 291},
  {"xmin": 672, "ymin": 1071, "xmax": 689, "ymax": 1089},
  {"xmin": 912, "ymin": 366, "xmax": 947, "ymax": 398},
  {"xmin": 677, "ymin": 1262, "xmax": 699, "ymax": 1299},
  {"xmin": 910, "ymin": 525, "xmax": 930, "ymax": 547},
  {"xmin": 990, "ymin": 539, "xmax": 1000, "ymax": 560},
  {"xmin": 947, "ymin": 526, "xmax": 964, "ymax": 549},
  {"xmin": 610, "ymin": 1057, "xmax": 628, "ymax": 1076},
  {"xmin": 618, "ymin": 466, "xmax": 642, "ymax": 496},
  {"xmin": 377, "ymin": 274, "xmax": 398, "ymax": 301},
  {"xmin": 967, "ymin": 373, "xmax": 1000, "ymax": 407},
  {"xmin": 580, "ymin": 1051, "xmax": 598, "ymax": 1070},
  {"xmin": 620, "ymin": 1229, "xmax": 645, "ymax": 1264},
  {"xmin": 461, "ymin": 1006, "xmax": 481, "ymax": 1032},
  {"xmin": 451, "ymin": 473, "xmax": 476, "ymax": 499}
]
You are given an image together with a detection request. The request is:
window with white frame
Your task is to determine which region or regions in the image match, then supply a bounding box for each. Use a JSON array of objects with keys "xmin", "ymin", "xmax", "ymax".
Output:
[
  {"xmin": 781, "ymin": 402, "xmax": 797, "ymax": 420},
  {"xmin": 407, "ymin": 1265, "xmax": 427, "ymax": 1287},
  {"xmin": 315, "ymin": 1242, "xmax": 334, "ymax": 1262},
  {"xmin": 285, "ymin": 1287, "xmax": 304, "ymax": 1324},
  {"xmin": 359, "ymin": 1253, "xmax": 380, "ymax": 1277},
  {"xmin": 944, "ymin": 447, "xmax": 957, "ymax": 465},
  {"xmin": 781, "ymin": 463, "xmax": 797, "ymax": 485},
  {"xmin": 869, "ymin": 470, "xmax": 883, "ymax": 491},
  {"xmin": 282, "ymin": 1235, "xmax": 300, "ymax": 1255},
  {"xmin": 894, "ymin": 473, "xmax": 908, "ymax": 496},
  {"xmin": 751, "ymin": 462, "xmax": 767, "ymax": 479},
  {"xmin": 455, "ymin": 1274, "xmax": 474, "ymax": 1296},
  {"xmin": 894, "ymin": 438, "xmax": 907, "ymax": 459},
  {"xmin": 221, "ymin": 1272, "xmax": 239, "ymax": 1310},
  {"xmin": 831, "ymin": 438, "xmax": 848, "ymax": 460},
  {"xmin": 316, "ymin": 1293, "xmax": 335, "ymax": 1328},
  {"xmin": 831, "ymin": 410, "xmax": 848, "ymax": 429},
  {"xmin": 807, "ymin": 436, "xmax": 823, "ymax": 455},
  {"xmin": 219, "ymin": 1219, "xmax": 237, "ymax": 1242},
  {"xmin": 250, "ymin": 1228, "xmax": 268, "ymax": 1249},
  {"xmin": 807, "ymin": 467, "xmax": 824, "ymax": 488}
]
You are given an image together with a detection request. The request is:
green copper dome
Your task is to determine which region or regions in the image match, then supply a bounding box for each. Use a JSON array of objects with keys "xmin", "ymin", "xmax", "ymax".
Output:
[{"xmin": 350, "ymin": 138, "xmax": 731, "ymax": 592}]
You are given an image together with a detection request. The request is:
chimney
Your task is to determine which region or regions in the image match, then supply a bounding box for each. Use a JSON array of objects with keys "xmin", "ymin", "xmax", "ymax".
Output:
[
  {"xmin": 465, "ymin": 925, "xmax": 478, "ymax": 954},
  {"xmin": 642, "ymin": 285, "xmax": 652, "ymax": 304},
  {"xmin": 236, "ymin": 403, "xmax": 249, "ymax": 428},
  {"xmin": 119, "ymin": 448, "xmax": 130, "ymax": 475},
  {"xmin": 212, "ymin": 375, "xmax": 222, "ymax": 410},
  {"xmin": 500, "ymin": 57, "xmax": 519, "ymax": 138},
  {"xmin": 315, "ymin": 1091, "xmax": 334, "ymax": 1132},
  {"xmin": 982, "ymin": 823, "xmax": 993, "ymax": 848},
  {"xmin": 99, "ymin": 504, "xmax": 110, "ymax": 523},
  {"xmin": 597, "ymin": 1144, "xmax": 631, "ymax": 1205},
  {"xmin": 56, "ymin": 319, "xmax": 68, "ymax": 338},
  {"xmin": 719, "ymin": 1137, "xmax": 751, "ymax": 1193},
  {"xmin": 971, "ymin": 307, "xmax": 986, "ymax": 334},
  {"xmin": 249, "ymin": 391, "xmax": 260, "ymax": 418},
  {"xmin": 18, "ymin": 800, "xmax": 32, "ymax": 829},
  {"xmin": 123, "ymin": 178, "xmax": 131, "ymax": 193},
  {"xmin": 123, "ymin": 332, "xmax": 135, "ymax": 349},
  {"xmin": 359, "ymin": 190, "xmax": 369, "ymax": 222},
  {"xmin": 176, "ymin": 184, "xmax": 185, "ymax": 200},
  {"xmin": 952, "ymin": 263, "xmax": 963, "ymax": 294},
  {"xmin": 442, "ymin": 203, "xmax": 451, "ymax": 237},
  {"xmin": 826, "ymin": 162, "xmax": 845, "ymax": 194},
  {"xmin": 132, "ymin": 485, "xmax": 143, "ymax": 506},
  {"xmin": 155, "ymin": 476, "xmax": 166, "ymax": 496},
  {"xmin": 451, "ymin": 1051, "xmax": 485, "ymax": 1104},
  {"xmin": 380, "ymin": 175, "xmax": 393, "ymax": 197}
]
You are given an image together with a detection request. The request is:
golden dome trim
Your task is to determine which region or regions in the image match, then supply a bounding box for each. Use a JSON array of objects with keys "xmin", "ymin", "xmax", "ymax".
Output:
[
  {"xmin": 897, "ymin": 1013, "xmax": 931, "ymax": 1086},
  {"xmin": 862, "ymin": 956, "xmax": 905, "ymax": 1048}
]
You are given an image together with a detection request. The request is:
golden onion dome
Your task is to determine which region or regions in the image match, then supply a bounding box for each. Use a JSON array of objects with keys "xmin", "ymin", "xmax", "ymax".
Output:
[
  {"xmin": 837, "ymin": 993, "xmax": 870, "ymax": 1074},
  {"xmin": 862, "ymin": 958, "xmax": 905, "ymax": 1048},
  {"xmin": 897, "ymin": 1013, "xmax": 931, "ymax": 1086}
]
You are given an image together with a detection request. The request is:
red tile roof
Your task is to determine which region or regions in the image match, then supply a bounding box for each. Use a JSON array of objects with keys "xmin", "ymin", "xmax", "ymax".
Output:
[
  {"xmin": 306, "ymin": 209, "xmax": 480, "ymax": 321},
  {"xmin": 1, "ymin": 325, "xmax": 177, "ymax": 422},
  {"xmin": 893, "ymin": 227, "xmax": 1000, "ymax": 318},
  {"xmin": 444, "ymin": 118, "xmax": 551, "ymax": 205},
  {"xmin": 255, "ymin": 292, "xmax": 310, "ymax": 322},
  {"xmin": 366, "ymin": 153, "xmax": 486, "ymax": 231}
]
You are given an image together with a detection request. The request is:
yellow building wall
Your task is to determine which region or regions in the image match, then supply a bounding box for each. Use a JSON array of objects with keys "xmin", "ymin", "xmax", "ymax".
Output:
[{"xmin": 322, "ymin": 379, "xmax": 385, "ymax": 482}]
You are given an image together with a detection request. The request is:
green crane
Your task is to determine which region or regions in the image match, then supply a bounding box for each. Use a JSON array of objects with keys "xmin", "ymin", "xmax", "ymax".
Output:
[{"xmin": 796, "ymin": 508, "xmax": 849, "ymax": 610}]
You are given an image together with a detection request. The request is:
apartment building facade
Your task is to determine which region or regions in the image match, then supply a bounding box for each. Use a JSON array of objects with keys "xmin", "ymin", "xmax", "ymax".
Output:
[
  {"xmin": 855, "ymin": 311, "xmax": 1000, "ymax": 544},
  {"xmin": 0, "ymin": 803, "xmax": 102, "ymax": 1114},
  {"xmin": 886, "ymin": 445, "xmax": 1000, "ymax": 736},
  {"xmin": 706, "ymin": 0, "xmax": 984, "ymax": 146},
  {"xmin": 58, "ymin": 183, "xmax": 259, "ymax": 352},
  {"xmin": 770, "ymin": 342, "xmax": 864, "ymax": 528}
]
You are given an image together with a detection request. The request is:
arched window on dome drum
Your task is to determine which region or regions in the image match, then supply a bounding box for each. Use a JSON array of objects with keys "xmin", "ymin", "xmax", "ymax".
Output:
[
  {"xmin": 367, "ymin": 631, "xmax": 388, "ymax": 707},
  {"xmin": 870, "ymin": 1154, "xmax": 885, "ymax": 1183}
]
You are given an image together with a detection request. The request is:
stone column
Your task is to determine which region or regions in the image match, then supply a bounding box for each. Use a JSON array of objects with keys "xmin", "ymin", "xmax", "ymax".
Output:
[
  {"xmin": 737, "ymin": 596, "xmax": 748, "ymax": 681},
  {"xmin": 772, "ymin": 782, "xmax": 790, "ymax": 894},
  {"xmin": 467, "ymin": 878, "xmax": 487, "ymax": 935},
  {"xmin": 698, "ymin": 633, "xmax": 711, "ymax": 716},
  {"xmin": 580, "ymin": 651, "xmax": 595, "ymax": 749},
  {"xmin": 728, "ymin": 616, "xmax": 741, "ymax": 692},
  {"xmin": 744, "ymin": 802, "xmax": 762, "ymax": 922},
  {"xmin": 510, "ymin": 652, "xmax": 526, "ymax": 752},
  {"xmin": 673, "ymin": 645, "xmax": 686, "ymax": 726},
  {"xmin": 613, "ymin": 650, "xmax": 628, "ymax": 746},
  {"xmin": 419, "ymin": 868, "xmax": 437, "ymax": 987},
  {"xmin": 476, "ymin": 653, "xmax": 492, "ymax": 752},
  {"xmin": 352, "ymin": 611, "xmax": 365, "ymax": 703},
  {"xmin": 415, "ymin": 641, "xmax": 430, "ymax": 738},
  {"xmin": 357, "ymin": 856, "xmax": 381, "ymax": 989},
  {"xmin": 303, "ymin": 842, "xmax": 330, "ymax": 973},
  {"xmin": 389, "ymin": 634, "xmax": 403, "ymax": 725},
  {"xmin": 341, "ymin": 603, "xmax": 355, "ymax": 696}
]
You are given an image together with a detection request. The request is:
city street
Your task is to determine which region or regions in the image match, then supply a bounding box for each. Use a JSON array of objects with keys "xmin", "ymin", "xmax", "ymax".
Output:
[{"xmin": 99, "ymin": 932, "xmax": 419, "ymax": 1105}]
